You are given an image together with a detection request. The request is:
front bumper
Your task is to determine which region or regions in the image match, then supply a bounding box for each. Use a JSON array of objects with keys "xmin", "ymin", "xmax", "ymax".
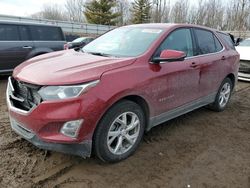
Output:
[
  {"xmin": 10, "ymin": 117, "xmax": 91, "ymax": 157},
  {"xmin": 6, "ymin": 77, "xmax": 95, "ymax": 158}
]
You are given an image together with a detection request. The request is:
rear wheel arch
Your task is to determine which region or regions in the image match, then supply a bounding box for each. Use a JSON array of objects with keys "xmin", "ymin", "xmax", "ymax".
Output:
[{"xmin": 226, "ymin": 73, "xmax": 235, "ymax": 89}]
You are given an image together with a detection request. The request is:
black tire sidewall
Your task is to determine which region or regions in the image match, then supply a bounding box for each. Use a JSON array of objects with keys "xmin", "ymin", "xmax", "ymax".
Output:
[{"xmin": 93, "ymin": 100, "xmax": 145, "ymax": 163}]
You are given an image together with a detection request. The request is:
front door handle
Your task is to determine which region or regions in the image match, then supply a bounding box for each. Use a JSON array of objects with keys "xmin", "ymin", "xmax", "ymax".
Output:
[
  {"xmin": 23, "ymin": 46, "xmax": 32, "ymax": 49},
  {"xmin": 221, "ymin": 56, "xmax": 226, "ymax": 60}
]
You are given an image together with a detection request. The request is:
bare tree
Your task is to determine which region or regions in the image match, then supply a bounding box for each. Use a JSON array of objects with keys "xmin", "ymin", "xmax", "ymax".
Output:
[
  {"xmin": 65, "ymin": 0, "xmax": 86, "ymax": 22},
  {"xmin": 223, "ymin": 0, "xmax": 250, "ymax": 36},
  {"xmin": 152, "ymin": 0, "xmax": 170, "ymax": 23},
  {"xmin": 170, "ymin": 0, "xmax": 189, "ymax": 23},
  {"xmin": 31, "ymin": 4, "xmax": 69, "ymax": 21},
  {"xmin": 116, "ymin": 0, "xmax": 131, "ymax": 25}
]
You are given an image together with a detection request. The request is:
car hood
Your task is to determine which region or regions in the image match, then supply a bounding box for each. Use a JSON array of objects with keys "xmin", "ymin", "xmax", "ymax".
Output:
[
  {"xmin": 13, "ymin": 50, "xmax": 136, "ymax": 85},
  {"xmin": 236, "ymin": 46, "xmax": 250, "ymax": 60}
]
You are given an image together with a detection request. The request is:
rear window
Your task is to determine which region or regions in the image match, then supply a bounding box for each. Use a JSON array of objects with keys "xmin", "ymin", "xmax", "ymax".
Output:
[
  {"xmin": 195, "ymin": 29, "xmax": 223, "ymax": 55},
  {"xmin": 0, "ymin": 24, "xmax": 19, "ymax": 41},
  {"xmin": 30, "ymin": 26, "xmax": 64, "ymax": 41},
  {"xmin": 217, "ymin": 32, "xmax": 235, "ymax": 49}
]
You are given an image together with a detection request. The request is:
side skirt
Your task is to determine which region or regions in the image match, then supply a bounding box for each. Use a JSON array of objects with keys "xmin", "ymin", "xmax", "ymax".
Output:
[{"xmin": 147, "ymin": 93, "xmax": 217, "ymax": 131}]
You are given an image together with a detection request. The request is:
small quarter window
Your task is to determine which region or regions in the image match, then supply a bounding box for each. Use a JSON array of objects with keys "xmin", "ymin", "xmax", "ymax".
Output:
[{"xmin": 217, "ymin": 32, "xmax": 235, "ymax": 50}]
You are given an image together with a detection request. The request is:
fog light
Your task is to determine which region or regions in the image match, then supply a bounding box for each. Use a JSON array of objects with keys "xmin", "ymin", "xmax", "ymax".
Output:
[{"xmin": 60, "ymin": 119, "xmax": 83, "ymax": 138}]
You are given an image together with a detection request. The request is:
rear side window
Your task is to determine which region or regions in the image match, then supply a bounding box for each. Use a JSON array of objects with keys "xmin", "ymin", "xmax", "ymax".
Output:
[
  {"xmin": 195, "ymin": 29, "xmax": 223, "ymax": 55},
  {"xmin": 30, "ymin": 26, "xmax": 64, "ymax": 41},
  {"xmin": 155, "ymin": 28, "xmax": 194, "ymax": 57},
  {"xmin": 217, "ymin": 32, "xmax": 235, "ymax": 49},
  {"xmin": 19, "ymin": 26, "xmax": 29, "ymax": 41},
  {"xmin": 0, "ymin": 24, "xmax": 19, "ymax": 41}
]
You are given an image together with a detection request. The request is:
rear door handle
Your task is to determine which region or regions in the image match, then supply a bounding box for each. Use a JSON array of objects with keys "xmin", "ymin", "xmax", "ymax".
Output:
[
  {"xmin": 221, "ymin": 56, "xmax": 226, "ymax": 60},
  {"xmin": 23, "ymin": 46, "xmax": 32, "ymax": 49},
  {"xmin": 190, "ymin": 62, "xmax": 198, "ymax": 68}
]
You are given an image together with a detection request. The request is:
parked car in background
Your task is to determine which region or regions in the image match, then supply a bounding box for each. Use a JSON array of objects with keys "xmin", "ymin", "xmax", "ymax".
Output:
[
  {"xmin": 0, "ymin": 21, "xmax": 66, "ymax": 74},
  {"xmin": 236, "ymin": 38, "xmax": 250, "ymax": 81},
  {"xmin": 64, "ymin": 37, "xmax": 95, "ymax": 50},
  {"xmin": 7, "ymin": 24, "xmax": 239, "ymax": 163}
]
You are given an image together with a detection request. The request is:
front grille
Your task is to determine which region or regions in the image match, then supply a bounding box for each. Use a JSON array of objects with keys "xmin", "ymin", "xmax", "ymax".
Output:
[
  {"xmin": 10, "ymin": 77, "xmax": 42, "ymax": 111},
  {"xmin": 239, "ymin": 60, "xmax": 250, "ymax": 73}
]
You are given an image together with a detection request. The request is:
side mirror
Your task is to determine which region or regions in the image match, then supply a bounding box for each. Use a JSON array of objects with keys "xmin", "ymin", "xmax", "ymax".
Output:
[
  {"xmin": 152, "ymin": 50, "xmax": 187, "ymax": 64},
  {"xmin": 235, "ymin": 38, "xmax": 243, "ymax": 46}
]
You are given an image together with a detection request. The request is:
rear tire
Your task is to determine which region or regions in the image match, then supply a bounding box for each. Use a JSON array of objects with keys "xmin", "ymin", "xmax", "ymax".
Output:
[
  {"xmin": 209, "ymin": 77, "xmax": 232, "ymax": 112},
  {"xmin": 93, "ymin": 100, "xmax": 145, "ymax": 163}
]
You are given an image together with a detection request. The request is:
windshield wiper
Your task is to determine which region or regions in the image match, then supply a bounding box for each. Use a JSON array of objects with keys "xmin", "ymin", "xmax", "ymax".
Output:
[{"xmin": 87, "ymin": 52, "xmax": 113, "ymax": 57}]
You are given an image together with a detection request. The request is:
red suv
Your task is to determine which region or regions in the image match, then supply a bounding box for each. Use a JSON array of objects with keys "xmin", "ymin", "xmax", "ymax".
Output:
[{"xmin": 7, "ymin": 24, "xmax": 239, "ymax": 162}]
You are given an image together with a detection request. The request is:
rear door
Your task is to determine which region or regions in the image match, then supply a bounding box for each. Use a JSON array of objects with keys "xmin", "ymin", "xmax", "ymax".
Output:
[
  {"xmin": 193, "ymin": 28, "xmax": 225, "ymax": 97},
  {"xmin": 30, "ymin": 26, "xmax": 65, "ymax": 51},
  {"xmin": 0, "ymin": 24, "xmax": 33, "ymax": 72}
]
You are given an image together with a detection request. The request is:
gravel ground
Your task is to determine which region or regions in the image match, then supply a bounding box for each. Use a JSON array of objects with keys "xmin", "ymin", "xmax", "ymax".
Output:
[{"xmin": 0, "ymin": 76, "xmax": 249, "ymax": 188}]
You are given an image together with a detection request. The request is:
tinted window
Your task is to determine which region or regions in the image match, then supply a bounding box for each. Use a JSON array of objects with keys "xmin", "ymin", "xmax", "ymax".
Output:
[
  {"xmin": 19, "ymin": 26, "xmax": 29, "ymax": 41},
  {"xmin": 217, "ymin": 32, "xmax": 235, "ymax": 49},
  {"xmin": 195, "ymin": 29, "xmax": 223, "ymax": 54},
  {"xmin": 30, "ymin": 26, "xmax": 63, "ymax": 41},
  {"xmin": 0, "ymin": 24, "xmax": 19, "ymax": 41},
  {"xmin": 155, "ymin": 28, "xmax": 194, "ymax": 57}
]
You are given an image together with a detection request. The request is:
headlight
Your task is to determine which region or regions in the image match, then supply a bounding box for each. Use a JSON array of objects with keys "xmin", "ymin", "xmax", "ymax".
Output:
[{"xmin": 38, "ymin": 80, "xmax": 99, "ymax": 101}]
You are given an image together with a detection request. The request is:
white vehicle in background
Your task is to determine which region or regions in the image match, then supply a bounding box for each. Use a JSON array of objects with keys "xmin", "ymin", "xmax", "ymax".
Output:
[{"xmin": 236, "ymin": 38, "xmax": 250, "ymax": 81}]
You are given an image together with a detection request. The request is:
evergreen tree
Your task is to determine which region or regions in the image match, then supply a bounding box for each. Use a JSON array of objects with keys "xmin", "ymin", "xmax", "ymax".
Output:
[
  {"xmin": 131, "ymin": 0, "xmax": 152, "ymax": 24},
  {"xmin": 84, "ymin": 0, "xmax": 121, "ymax": 25}
]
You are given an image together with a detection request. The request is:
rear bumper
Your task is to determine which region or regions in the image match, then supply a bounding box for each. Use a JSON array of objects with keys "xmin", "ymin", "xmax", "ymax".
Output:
[
  {"xmin": 10, "ymin": 117, "xmax": 91, "ymax": 158},
  {"xmin": 238, "ymin": 72, "xmax": 250, "ymax": 82}
]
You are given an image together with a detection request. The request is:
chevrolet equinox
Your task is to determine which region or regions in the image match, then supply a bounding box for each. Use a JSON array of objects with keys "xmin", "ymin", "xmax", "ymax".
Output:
[{"xmin": 6, "ymin": 24, "xmax": 239, "ymax": 162}]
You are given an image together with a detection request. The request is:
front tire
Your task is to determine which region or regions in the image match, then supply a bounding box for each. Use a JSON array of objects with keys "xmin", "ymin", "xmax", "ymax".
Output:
[
  {"xmin": 209, "ymin": 77, "xmax": 233, "ymax": 112},
  {"xmin": 93, "ymin": 100, "xmax": 145, "ymax": 163}
]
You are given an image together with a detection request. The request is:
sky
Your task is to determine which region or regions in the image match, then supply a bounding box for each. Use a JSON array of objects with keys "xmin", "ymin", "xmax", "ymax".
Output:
[
  {"xmin": 0, "ymin": 0, "xmax": 67, "ymax": 17},
  {"xmin": 0, "ymin": 0, "xmax": 203, "ymax": 17}
]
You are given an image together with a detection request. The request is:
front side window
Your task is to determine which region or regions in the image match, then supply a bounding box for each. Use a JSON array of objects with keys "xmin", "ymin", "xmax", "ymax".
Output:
[
  {"xmin": 154, "ymin": 28, "xmax": 194, "ymax": 58},
  {"xmin": 0, "ymin": 24, "xmax": 19, "ymax": 41},
  {"xmin": 195, "ymin": 29, "xmax": 223, "ymax": 54},
  {"xmin": 83, "ymin": 27, "xmax": 163, "ymax": 57}
]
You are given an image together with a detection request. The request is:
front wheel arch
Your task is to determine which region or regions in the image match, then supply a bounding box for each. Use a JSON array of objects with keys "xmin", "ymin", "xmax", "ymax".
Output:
[{"xmin": 93, "ymin": 99, "xmax": 146, "ymax": 162}]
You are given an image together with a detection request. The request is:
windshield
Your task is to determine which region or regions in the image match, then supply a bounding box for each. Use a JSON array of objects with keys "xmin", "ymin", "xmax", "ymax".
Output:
[
  {"xmin": 73, "ymin": 37, "xmax": 86, "ymax": 42},
  {"xmin": 82, "ymin": 27, "xmax": 163, "ymax": 57},
  {"xmin": 239, "ymin": 39, "xmax": 250, "ymax": 47}
]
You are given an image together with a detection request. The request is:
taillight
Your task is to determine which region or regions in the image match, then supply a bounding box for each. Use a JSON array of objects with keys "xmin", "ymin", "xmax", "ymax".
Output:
[{"xmin": 64, "ymin": 44, "xmax": 69, "ymax": 50}]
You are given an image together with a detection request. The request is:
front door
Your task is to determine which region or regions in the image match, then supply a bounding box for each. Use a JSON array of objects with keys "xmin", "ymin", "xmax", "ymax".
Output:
[{"xmin": 150, "ymin": 28, "xmax": 200, "ymax": 116}]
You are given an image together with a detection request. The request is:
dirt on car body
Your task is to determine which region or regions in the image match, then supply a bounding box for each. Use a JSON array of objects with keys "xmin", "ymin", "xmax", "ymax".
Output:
[{"xmin": 0, "ymin": 77, "xmax": 250, "ymax": 188}]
